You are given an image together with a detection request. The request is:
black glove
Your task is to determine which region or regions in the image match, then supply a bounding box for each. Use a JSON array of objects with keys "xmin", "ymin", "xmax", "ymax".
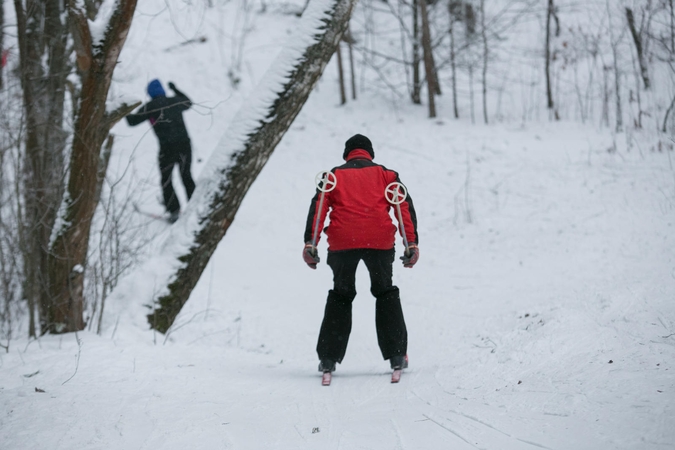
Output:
[
  {"xmin": 168, "ymin": 82, "xmax": 177, "ymax": 91},
  {"xmin": 303, "ymin": 243, "xmax": 320, "ymax": 269},
  {"xmin": 400, "ymin": 244, "xmax": 419, "ymax": 268}
]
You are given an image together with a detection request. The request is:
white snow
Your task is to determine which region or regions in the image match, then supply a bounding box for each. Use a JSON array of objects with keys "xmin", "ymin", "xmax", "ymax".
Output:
[
  {"xmin": 1, "ymin": 0, "xmax": 674, "ymax": 449},
  {"xmin": 88, "ymin": 0, "xmax": 120, "ymax": 52}
]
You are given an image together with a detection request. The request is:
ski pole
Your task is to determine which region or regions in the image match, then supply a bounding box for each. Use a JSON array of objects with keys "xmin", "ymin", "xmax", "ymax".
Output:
[
  {"xmin": 311, "ymin": 171, "xmax": 337, "ymax": 255},
  {"xmin": 385, "ymin": 182, "xmax": 410, "ymax": 256}
]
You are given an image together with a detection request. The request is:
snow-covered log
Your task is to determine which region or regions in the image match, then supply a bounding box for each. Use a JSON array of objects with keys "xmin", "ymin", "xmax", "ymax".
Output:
[{"xmin": 114, "ymin": 0, "xmax": 356, "ymax": 333}]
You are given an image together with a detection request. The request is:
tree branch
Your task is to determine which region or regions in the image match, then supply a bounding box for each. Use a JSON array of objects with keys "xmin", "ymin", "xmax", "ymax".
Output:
[
  {"xmin": 68, "ymin": 2, "xmax": 93, "ymax": 74},
  {"xmin": 104, "ymin": 101, "xmax": 142, "ymax": 128},
  {"xmin": 98, "ymin": 0, "xmax": 138, "ymax": 75}
]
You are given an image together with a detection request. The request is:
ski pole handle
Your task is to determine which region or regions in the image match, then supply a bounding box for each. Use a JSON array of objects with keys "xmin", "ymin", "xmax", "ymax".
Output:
[
  {"xmin": 311, "ymin": 171, "xmax": 337, "ymax": 254},
  {"xmin": 385, "ymin": 182, "xmax": 410, "ymax": 256}
]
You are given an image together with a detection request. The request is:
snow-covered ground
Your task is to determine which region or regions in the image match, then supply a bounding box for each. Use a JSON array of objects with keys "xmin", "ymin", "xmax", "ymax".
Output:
[{"xmin": 1, "ymin": 1, "xmax": 674, "ymax": 449}]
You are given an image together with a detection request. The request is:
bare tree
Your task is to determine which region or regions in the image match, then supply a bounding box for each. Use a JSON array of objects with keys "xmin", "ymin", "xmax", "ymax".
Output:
[
  {"xmin": 0, "ymin": 67, "xmax": 23, "ymax": 343},
  {"xmin": 13, "ymin": 0, "xmax": 70, "ymax": 335},
  {"xmin": 345, "ymin": 28, "xmax": 357, "ymax": 100},
  {"xmin": 0, "ymin": 0, "xmax": 4, "ymax": 89},
  {"xmin": 448, "ymin": 6, "xmax": 460, "ymax": 118},
  {"xmin": 626, "ymin": 7, "xmax": 651, "ymax": 89},
  {"xmin": 47, "ymin": 0, "xmax": 140, "ymax": 333},
  {"xmin": 336, "ymin": 42, "xmax": 347, "ymax": 104},
  {"xmin": 411, "ymin": 0, "xmax": 422, "ymax": 104},
  {"xmin": 663, "ymin": 86, "xmax": 675, "ymax": 132},
  {"xmin": 480, "ymin": 0, "xmax": 488, "ymax": 124},
  {"xmin": 419, "ymin": 0, "xmax": 436, "ymax": 117},
  {"xmin": 671, "ymin": 0, "xmax": 674, "ymax": 51},
  {"xmin": 545, "ymin": 0, "xmax": 560, "ymax": 120},
  {"xmin": 606, "ymin": 0, "xmax": 624, "ymax": 132}
]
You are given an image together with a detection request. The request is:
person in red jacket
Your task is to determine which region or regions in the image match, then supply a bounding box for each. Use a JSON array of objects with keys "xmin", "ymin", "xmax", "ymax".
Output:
[{"xmin": 303, "ymin": 134, "xmax": 419, "ymax": 374}]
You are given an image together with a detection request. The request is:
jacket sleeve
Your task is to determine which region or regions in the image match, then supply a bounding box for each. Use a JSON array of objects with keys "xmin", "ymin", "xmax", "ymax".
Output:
[
  {"xmin": 170, "ymin": 86, "xmax": 192, "ymax": 112},
  {"xmin": 125, "ymin": 103, "xmax": 151, "ymax": 126},
  {"xmin": 304, "ymin": 170, "xmax": 335, "ymax": 245},
  {"xmin": 304, "ymin": 191, "xmax": 331, "ymax": 246},
  {"xmin": 399, "ymin": 191, "xmax": 418, "ymax": 245},
  {"xmin": 391, "ymin": 172, "xmax": 418, "ymax": 245}
]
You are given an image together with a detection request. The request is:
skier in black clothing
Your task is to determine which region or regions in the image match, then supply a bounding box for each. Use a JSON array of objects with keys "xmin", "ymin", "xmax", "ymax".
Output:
[
  {"xmin": 303, "ymin": 134, "xmax": 419, "ymax": 379},
  {"xmin": 126, "ymin": 79, "xmax": 196, "ymax": 223}
]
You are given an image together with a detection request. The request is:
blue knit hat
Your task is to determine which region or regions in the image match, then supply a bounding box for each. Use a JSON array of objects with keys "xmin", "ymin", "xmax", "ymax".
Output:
[{"xmin": 147, "ymin": 79, "xmax": 166, "ymax": 99}]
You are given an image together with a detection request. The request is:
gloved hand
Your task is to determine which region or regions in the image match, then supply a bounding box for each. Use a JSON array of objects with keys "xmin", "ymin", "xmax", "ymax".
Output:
[
  {"xmin": 168, "ymin": 82, "xmax": 177, "ymax": 91},
  {"xmin": 400, "ymin": 244, "xmax": 419, "ymax": 268},
  {"xmin": 303, "ymin": 243, "xmax": 320, "ymax": 269}
]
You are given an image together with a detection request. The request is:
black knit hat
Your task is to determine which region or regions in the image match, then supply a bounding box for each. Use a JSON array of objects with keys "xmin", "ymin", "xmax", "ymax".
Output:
[{"xmin": 343, "ymin": 134, "xmax": 374, "ymax": 160}]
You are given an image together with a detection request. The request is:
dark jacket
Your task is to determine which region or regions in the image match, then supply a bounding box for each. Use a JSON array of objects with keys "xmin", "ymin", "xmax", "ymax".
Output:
[
  {"xmin": 126, "ymin": 86, "xmax": 192, "ymax": 147},
  {"xmin": 304, "ymin": 149, "xmax": 418, "ymax": 251}
]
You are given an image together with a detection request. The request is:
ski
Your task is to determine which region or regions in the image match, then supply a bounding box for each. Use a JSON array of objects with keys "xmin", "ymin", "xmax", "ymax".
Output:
[
  {"xmin": 391, "ymin": 369, "xmax": 402, "ymax": 383},
  {"xmin": 390, "ymin": 355, "xmax": 408, "ymax": 383},
  {"xmin": 321, "ymin": 372, "xmax": 332, "ymax": 386}
]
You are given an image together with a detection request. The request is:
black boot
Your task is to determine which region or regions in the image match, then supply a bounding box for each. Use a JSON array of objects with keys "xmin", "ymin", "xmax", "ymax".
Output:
[
  {"xmin": 389, "ymin": 355, "xmax": 408, "ymax": 370},
  {"xmin": 318, "ymin": 359, "xmax": 336, "ymax": 373}
]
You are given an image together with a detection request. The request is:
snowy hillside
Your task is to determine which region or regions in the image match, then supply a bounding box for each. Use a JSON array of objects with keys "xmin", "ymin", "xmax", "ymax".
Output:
[{"xmin": 1, "ymin": 0, "xmax": 674, "ymax": 449}]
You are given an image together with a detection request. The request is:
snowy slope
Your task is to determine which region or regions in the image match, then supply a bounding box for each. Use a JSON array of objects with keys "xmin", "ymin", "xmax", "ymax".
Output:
[{"xmin": 1, "ymin": 1, "xmax": 675, "ymax": 449}]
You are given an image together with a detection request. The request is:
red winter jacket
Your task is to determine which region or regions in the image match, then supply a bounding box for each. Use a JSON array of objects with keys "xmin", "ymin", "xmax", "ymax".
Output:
[{"xmin": 304, "ymin": 149, "xmax": 418, "ymax": 251}]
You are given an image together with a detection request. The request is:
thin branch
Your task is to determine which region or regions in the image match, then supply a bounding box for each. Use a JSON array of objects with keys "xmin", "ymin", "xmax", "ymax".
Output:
[
  {"xmin": 103, "ymin": 101, "xmax": 142, "ymax": 128},
  {"xmin": 61, "ymin": 333, "xmax": 82, "ymax": 385}
]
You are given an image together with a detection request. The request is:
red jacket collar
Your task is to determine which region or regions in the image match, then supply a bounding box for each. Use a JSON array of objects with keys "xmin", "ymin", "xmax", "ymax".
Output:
[{"xmin": 346, "ymin": 149, "xmax": 373, "ymax": 161}]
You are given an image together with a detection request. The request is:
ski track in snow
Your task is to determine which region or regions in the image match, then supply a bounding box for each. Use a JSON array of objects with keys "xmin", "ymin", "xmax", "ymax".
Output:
[{"xmin": 1, "ymin": 0, "xmax": 675, "ymax": 449}]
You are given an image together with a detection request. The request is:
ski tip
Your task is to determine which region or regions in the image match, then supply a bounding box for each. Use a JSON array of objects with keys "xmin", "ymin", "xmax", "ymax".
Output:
[
  {"xmin": 321, "ymin": 372, "xmax": 332, "ymax": 386},
  {"xmin": 391, "ymin": 369, "xmax": 402, "ymax": 383}
]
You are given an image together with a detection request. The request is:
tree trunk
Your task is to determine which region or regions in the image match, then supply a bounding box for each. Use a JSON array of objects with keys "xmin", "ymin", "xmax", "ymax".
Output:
[
  {"xmin": 346, "ymin": 28, "xmax": 356, "ymax": 100},
  {"xmin": 411, "ymin": 0, "xmax": 421, "ymax": 104},
  {"xmin": 663, "ymin": 93, "xmax": 675, "ymax": 133},
  {"xmin": 469, "ymin": 64, "xmax": 475, "ymax": 124},
  {"xmin": 602, "ymin": 66, "xmax": 610, "ymax": 128},
  {"xmin": 139, "ymin": 0, "xmax": 357, "ymax": 333},
  {"xmin": 419, "ymin": 0, "xmax": 436, "ymax": 118},
  {"xmin": 47, "ymin": 0, "xmax": 139, "ymax": 333},
  {"xmin": 670, "ymin": 0, "xmax": 674, "ymax": 53},
  {"xmin": 606, "ymin": 0, "xmax": 623, "ymax": 132},
  {"xmin": 0, "ymin": 0, "xmax": 4, "ymax": 89},
  {"xmin": 625, "ymin": 8, "xmax": 650, "ymax": 90},
  {"xmin": 14, "ymin": 0, "xmax": 70, "ymax": 335},
  {"xmin": 545, "ymin": 0, "xmax": 559, "ymax": 120},
  {"xmin": 480, "ymin": 0, "xmax": 488, "ymax": 124},
  {"xmin": 449, "ymin": 20, "xmax": 459, "ymax": 119},
  {"xmin": 336, "ymin": 42, "xmax": 347, "ymax": 104}
]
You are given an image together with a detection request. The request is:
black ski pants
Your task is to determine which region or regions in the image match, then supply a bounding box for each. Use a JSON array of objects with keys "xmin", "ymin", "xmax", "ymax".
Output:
[
  {"xmin": 316, "ymin": 248, "xmax": 407, "ymax": 363},
  {"xmin": 159, "ymin": 139, "xmax": 196, "ymax": 214}
]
